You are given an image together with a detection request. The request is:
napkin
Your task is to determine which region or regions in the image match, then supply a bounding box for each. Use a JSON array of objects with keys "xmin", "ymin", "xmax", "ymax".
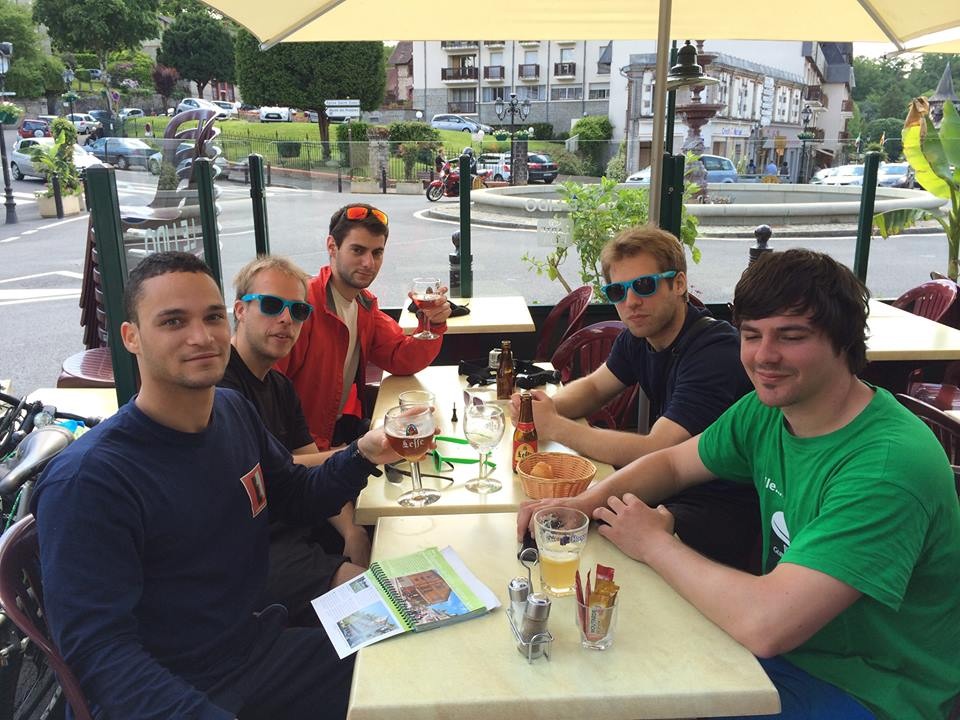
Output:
[{"xmin": 406, "ymin": 299, "xmax": 471, "ymax": 317}]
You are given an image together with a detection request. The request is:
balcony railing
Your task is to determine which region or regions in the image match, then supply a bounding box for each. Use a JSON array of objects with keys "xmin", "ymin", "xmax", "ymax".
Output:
[
  {"xmin": 441, "ymin": 67, "xmax": 479, "ymax": 81},
  {"xmin": 447, "ymin": 101, "xmax": 477, "ymax": 114},
  {"xmin": 841, "ymin": 98, "xmax": 854, "ymax": 113},
  {"xmin": 554, "ymin": 62, "xmax": 576, "ymax": 77},
  {"xmin": 804, "ymin": 85, "xmax": 828, "ymax": 108},
  {"xmin": 518, "ymin": 64, "xmax": 540, "ymax": 80},
  {"xmin": 441, "ymin": 41, "xmax": 478, "ymax": 49},
  {"xmin": 519, "ymin": 40, "xmax": 540, "ymax": 46},
  {"xmin": 484, "ymin": 41, "xmax": 505, "ymax": 47},
  {"xmin": 484, "ymin": 66, "xmax": 505, "ymax": 80}
]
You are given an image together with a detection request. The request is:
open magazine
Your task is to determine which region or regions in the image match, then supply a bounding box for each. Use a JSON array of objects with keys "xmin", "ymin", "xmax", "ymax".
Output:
[{"xmin": 312, "ymin": 545, "xmax": 500, "ymax": 659}]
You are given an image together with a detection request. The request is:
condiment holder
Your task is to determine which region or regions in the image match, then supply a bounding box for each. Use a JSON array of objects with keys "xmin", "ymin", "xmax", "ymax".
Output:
[{"xmin": 507, "ymin": 547, "xmax": 554, "ymax": 662}]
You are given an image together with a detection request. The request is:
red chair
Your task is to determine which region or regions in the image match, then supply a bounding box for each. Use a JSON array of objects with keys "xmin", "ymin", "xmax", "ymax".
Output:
[
  {"xmin": 0, "ymin": 515, "xmax": 94, "ymax": 720},
  {"xmin": 892, "ymin": 279, "xmax": 957, "ymax": 322},
  {"xmin": 550, "ymin": 320, "xmax": 638, "ymax": 430},
  {"xmin": 534, "ymin": 285, "xmax": 593, "ymax": 362}
]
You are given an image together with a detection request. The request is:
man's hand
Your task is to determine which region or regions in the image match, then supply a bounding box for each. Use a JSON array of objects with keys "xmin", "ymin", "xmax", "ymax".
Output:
[
  {"xmin": 528, "ymin": 390, "xmax": 562, "ymax": 440},
  {"xmin": 408, "ymin": 285, "xmax": 453, "ymax": 326},
  {"xmin": 341, "ymin": 526, "xmax": 371, "ymax": 568},
  {"xmin": 357, "ymin": 427, "xmax": 402, "ymax": 466},
  {"xmin": 594, "ymin": 493, "xmax": 676, "ymax": 563},
  {"xmin": 516, "ymin": 496, "xmax": 591, "ymax": 541},
  {"xmin": 508, "ymin": 391, "xmax": 522, "ymax": 423}
]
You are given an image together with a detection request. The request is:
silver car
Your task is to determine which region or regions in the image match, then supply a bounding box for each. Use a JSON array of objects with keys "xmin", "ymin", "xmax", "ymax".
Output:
[
  {"xmin": 430, "ymin": 114, "xmax": 493, "ymax": 134},
  {"xmin": 10, "ymin": 137, "xmax": 104, "ymax": 181}
]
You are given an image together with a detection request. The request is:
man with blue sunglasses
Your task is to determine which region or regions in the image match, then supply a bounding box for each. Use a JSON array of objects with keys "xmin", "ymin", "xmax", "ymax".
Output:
[{"xmin": 513, "ymin": 226, "xmax": 759, "ymax": 570}]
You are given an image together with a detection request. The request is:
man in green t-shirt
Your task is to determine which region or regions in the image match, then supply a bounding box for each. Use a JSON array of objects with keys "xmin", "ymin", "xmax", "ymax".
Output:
[{"xmin": 518, "ymin": 249, "xmax": 960, "ymax": 719}]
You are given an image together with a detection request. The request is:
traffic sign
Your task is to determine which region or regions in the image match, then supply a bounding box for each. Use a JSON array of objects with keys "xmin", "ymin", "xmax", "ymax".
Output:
[
  {"xmin": 324, "ymin": 99, "xmax": 360, "ymax": 108},
  {"xmin": 326, "ymin": 107, "xmax": 361, "ymax": 119}
]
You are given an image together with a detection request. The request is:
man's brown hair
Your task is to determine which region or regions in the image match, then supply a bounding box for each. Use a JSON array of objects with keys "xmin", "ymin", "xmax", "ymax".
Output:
[
  {"xmin": 600, "ymin": 225, "xmax": 687, "ymax": 295},
  {"xmin": 328, "ymin": 203, "xmax": 389, "ymax": 247}
]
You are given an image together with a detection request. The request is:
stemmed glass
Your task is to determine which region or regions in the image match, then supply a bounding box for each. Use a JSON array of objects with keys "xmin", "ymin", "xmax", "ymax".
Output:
[
  {"xmin": 463, "ymin": 404, "xmax": 505, "ymax": 494},
  {"xmin": 411, "ymin": 277, "xmax": 442, "ymax": 340},
  {"xmin": 384, "ymin": 405, "xmax": 440, "ymax": 508}
]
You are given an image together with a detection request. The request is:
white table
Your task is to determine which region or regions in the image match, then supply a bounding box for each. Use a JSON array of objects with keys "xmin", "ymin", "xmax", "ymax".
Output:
[
  {"xmin": 867, "ymin": 299, "xmax": 960, "ymax": 361},
  {"xmin": 397, "ymin": 296, "xmax": 535, "ymax": 335},
  {"xmin": 348, "ymin": 513, "xmax": 781, "ymax": 720}
]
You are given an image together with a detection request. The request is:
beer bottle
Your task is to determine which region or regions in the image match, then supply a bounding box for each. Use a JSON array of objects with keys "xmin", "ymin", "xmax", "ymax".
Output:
[
  {"xmin": 513, "ymin": 390, "xmax": 538, "ymax": 471},
  {"xmin": 496, "ymin": 339, "xmax": 514, "ymax": 400}
]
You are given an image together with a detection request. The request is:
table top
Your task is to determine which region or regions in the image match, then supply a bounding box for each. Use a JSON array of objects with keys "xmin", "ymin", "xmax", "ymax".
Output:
[
  {"xmin": 867, "ymin": 299, "xmax": 960, "ymax": 361},
  {"xmin": 355, "ymin": 366, "xmax": 614, "ymax": 525},
  {"xmin": 26, "ymin": 388, "xmax": 120, "ymax": 420},
  {"xmin": 397, "ymin": 296, "xmax": 535, "ymax": 335},
  {"xmin": 347, "ymin": 513, "xmax": 780, "ymax": 720}
]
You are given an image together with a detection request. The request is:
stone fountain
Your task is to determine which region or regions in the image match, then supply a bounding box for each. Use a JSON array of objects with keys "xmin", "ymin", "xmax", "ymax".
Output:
[{"xmin": 674, "ymin": 41, "xmax": 726, "ymax": 200}]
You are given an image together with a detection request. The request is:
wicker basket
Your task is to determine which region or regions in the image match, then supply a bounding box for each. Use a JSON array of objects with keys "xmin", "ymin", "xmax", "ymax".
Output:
[{"xmin": 517, "ymin": 452, "xmax": 596, "ymax": 499}]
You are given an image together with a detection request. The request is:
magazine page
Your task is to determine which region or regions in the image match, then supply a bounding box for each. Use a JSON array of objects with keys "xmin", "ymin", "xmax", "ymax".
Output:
[
  {"xmin": 374, "ymin": 546, "xmax": 500, "ymax": 631},
  {"xmin": 312, "ymin": 570, "xmax": 407, "ymax": 659}
]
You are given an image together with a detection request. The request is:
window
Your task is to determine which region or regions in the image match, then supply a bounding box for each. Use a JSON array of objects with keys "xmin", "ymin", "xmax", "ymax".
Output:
[
  {"xmin": 489, "ymin": 51, "xmax": 503, "ymax": 66},
  {"xmin": 481, "ymin": 87, "xmax": 504, "ymax": 102},
  {"xmin": 551, "ymin": 86, "xmax": 583, "ymax": 100},
  {"xmin": 516, "ymin": 84, "xmax": 545, "ymax": 101},
  {"xmin": 560, "ymin": 47, "xmax": 575, "ymax": 63},
  {"xmin": 524, "ymin": 50, "xmax": 538, "ymax": 64},
  {"xmin": 588, "ymin": 82, "xmax": 610, "ymax": 99}
]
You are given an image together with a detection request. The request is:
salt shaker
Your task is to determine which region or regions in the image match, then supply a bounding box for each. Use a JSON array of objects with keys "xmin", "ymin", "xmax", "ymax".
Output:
[
  {"xmin": 507, "ymin": 576, "xmax": 530, "ymax": 620},
  {"xmin": 517, "ymin": 592, "xmax": 551, "ymax": 659}
]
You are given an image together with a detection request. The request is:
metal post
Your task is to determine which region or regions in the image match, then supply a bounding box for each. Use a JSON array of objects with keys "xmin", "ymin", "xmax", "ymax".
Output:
[
  {"xmin": 381, "ymin": 166, "xmax": 387, "ymax": 194},
  {"xmin": 194, "ymin": 158, "xmax": 223, "ymax": 293},
  {"xmin": 664, "ymin": 42, "xmax": 678, "ymax": 155},
  {"xmin": 0, "ymin": 69, "xmax": 17, "ymax": 224},
  {"xmin": 458, "ymin": 151, "xmax": 472, "ymax": 297},
  {"xmin": 85, "ymin": 166, "xmax": 138, "ymax": 405},
  {"xmin": 852, "ymin": 151, "xmax": 882, "ymax": 283},
  {"xmin": 51, "ymin": 173, "xmax": 64, "ymax": 218},
  {"xmin": 248, "ymin": 154, "xmax": 270, "ymax": 255}
]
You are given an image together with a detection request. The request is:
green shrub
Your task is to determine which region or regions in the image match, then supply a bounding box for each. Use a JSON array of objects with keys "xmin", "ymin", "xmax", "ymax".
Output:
[
  {"xmin": 75, "ymin": 69, "xmax": 91, "ymax": 83},
  {"xmin": 106, "ymin": 50, "xmax": 155, "ymax": 88},
  {"xmin": 75, "ymin": 53, "xmax": 99, "ymax": 69},
  {"xmin": 337, "ymin": 121, "xmax": 370, "ymax": 168},
  {"xmin": 551, "ymin": 148, "xmax": 592, "ymax": 176},
  {"xmin": 571, "ymin": 115, "xmax": 614, "ymax": 174},
  {"xmin": 530, "ymin": 122, "xmax": 554, "ymax": 141},
  {"xmin": 604, "ymin": 141, "xmax": 627, "ymax": 182},
  {"xmin": 277, "ymin": 141, "xmax": 302, "ymax": 158},
  {"xmin": 388, "ymin": 121, "xmax": 440, "ymax": 144}
]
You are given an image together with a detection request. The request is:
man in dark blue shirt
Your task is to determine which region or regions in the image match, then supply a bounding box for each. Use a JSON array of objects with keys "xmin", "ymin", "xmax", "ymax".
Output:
[
  {"xmin": 33, "ymin": 252, "xmax": 399, "ymax": 719},
  {"xmin": 512, "ymin": 226, "xmax": 758, "ymax": 569}
]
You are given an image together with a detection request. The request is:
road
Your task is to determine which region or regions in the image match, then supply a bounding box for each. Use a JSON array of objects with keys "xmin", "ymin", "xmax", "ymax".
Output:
[{"xmin": 0, "ymin": 127, "xmax": 951, "ymax": 395}]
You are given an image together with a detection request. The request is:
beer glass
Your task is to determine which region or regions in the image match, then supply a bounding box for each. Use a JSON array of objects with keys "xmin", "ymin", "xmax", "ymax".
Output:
[
  {"xmin": 384, "ymin": 405, "xmax": 440, "ymax": 507},
  {"xmin": 410, "ymin": 277, "xmax": 442, "ymax": 340}
]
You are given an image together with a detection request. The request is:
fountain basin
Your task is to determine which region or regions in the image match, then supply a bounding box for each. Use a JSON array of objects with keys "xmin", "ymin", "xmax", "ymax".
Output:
[{"xmin": 474, "ymin": 182, "xmax": 944, "ymax": 227}]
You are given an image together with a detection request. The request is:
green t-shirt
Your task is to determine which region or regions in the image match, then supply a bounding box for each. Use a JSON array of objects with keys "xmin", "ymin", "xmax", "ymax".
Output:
[{"xmin": 699, "ymin": 387, "xmax": 960, "ymax": 720}]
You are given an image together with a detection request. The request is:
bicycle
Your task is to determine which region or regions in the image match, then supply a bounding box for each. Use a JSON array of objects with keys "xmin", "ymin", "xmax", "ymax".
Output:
[{"xmin": 0, "ymin": 391, "xmax": 101, "ymax": 720}]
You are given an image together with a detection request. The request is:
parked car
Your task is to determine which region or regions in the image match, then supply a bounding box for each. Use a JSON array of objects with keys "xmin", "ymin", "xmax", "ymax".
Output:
[
  {"xmin": 476, "ymin": 152, "xmax": 511, "ymax": 182},
  {"xmin": 822, "ymin": 163, "xmax": 865, "ymax": 186},
  {"xmin": 430, "ymin": 114, "xmax": 493, "ymax": 134},
  {"xmin": 259, "ymin": 106, "xmax": 292, "ymax": 122},
  {"xmin": 211, "ymin": 100, "xmax": 239, "ymax": 118},
  {"xmin": 66, "ymin": 113, "xmax": 101, "ymax": 134},
  {"xmin": 808, "ymin": 167, "xmax": 838, "ymax": 184},
  {"xmin": 9, "ymin": 137, "xmax": 104, "ymax": 181},
  {"xmin": 118, "ymin": 107, "xmax": 145, "ymax": 121},
  {"xmin": 148, "ymin": 142, "xmax": 230, "ymax": 179},
  {"xmin": 17, "ymin": 119, "xmax": 52, "ymax": 139},
  {"xmin": 85, "ymin": 137, "xmax": 153, "ymax": 170},
  {"xmin": 86, "ymin": 68, "xmax": 102, "ymax": 80},
  {"xmin": 176, "ymin": 97, "xmax": 230, "ymax": 120},
  {"xmin": 876, "ymin": 162, "xmax": 916, "ymax": 188},
  {"xmin": 526, "ymin": 153, "xmax": 558, "ymax": 184},
  {"xmin": 625, "ymin": 154, "xmax": 739, "ymax": 185}
]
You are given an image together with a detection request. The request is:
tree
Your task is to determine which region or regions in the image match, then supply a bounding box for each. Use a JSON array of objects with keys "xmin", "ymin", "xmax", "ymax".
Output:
[
  {"xmin": 32, "ymin": 0, "xmax": 159, "ymax": 72},
  {"xmin": 852, "ymin": 56, "xmax": 913, "ymax": 124},
  {"xmin": 0, "ymin": 0, "xmax": 43, "ymax": 63},
  {"xmin": 235, "ymin": 33, "xmax": 386, "ymax": 158},
  {"xmin": 157, "ymin": 11, "xmax": 234, "ymax": 98},
  {"xmin": 152, "ymin": 64, "xmax": 179, "ymax": 111}
]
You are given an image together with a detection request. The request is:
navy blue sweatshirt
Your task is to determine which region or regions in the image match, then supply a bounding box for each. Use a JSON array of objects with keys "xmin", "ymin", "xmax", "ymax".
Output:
[{"xmin": 32, "ymin": 388, "xmax": 374, "ymax": 719}]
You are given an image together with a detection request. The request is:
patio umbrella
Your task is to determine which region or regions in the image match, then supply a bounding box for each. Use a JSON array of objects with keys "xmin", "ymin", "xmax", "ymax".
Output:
[{"xmin": 201, "ymin": 0, "xmax": 960, "ymax": 220}]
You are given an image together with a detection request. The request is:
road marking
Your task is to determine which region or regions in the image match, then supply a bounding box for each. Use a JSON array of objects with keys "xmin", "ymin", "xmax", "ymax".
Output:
[
  {"xmin": 37, "ymin": 215, "xmax": 89, "ymax": 230},
  {"xmin": 220, "ymin": 229, "xmax": 254, "ymax": 237},
  {"xmin": 0, "ymin": 292, "xmax": 80, "ymax": 306},
  {"xmin": 0, "ymin": 288, "xmax": 80, "ymax": 300},
  {"xmin": 21, "ymin": 230, "xmax": 37, "ymax": 235},
  {"xmin": 0, "ymin": 270, "xmax": 83, "ymax": 284},
  {"xmin": 0, "ymin": 236, "xmax": 19, "ymax": 243}
]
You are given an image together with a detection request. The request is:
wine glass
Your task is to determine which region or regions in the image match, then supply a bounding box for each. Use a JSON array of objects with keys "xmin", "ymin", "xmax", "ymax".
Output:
[
  {"xmin": 384, "ymin": 405, "xmax": 440, "ymax": 507},
  {"xmin": 411, "ymin": 277, "xmax": 442, "ymax": 340},
  {"xmin": 463, "ymin": 404, "xmax": 505, "ymax": 494},
  {"xmin": 398, "ymin": 390, "xmax": 435, "ymax": 414}
]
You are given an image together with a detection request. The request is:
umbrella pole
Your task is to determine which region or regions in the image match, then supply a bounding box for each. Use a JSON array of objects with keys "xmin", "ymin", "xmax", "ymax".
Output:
[{"xmin": 649, "ymin": 0, "xmax": 673, "ymax": 225}]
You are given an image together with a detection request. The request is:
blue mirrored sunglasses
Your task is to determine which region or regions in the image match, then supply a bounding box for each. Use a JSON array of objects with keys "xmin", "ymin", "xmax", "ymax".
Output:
[
  {"xmin": 241, "ymin": 294, "xmax": 314, "ymax": 322},
  {"xmin": 601, "ymin": 271, "xmax": 678, "ymax": 304}
]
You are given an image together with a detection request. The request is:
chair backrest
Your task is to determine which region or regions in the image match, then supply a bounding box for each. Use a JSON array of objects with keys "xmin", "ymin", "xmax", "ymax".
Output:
[
  {"xmin": 149, "ymin": 108, "xmax": 221, "ymax": 209},
  {"xmin": 895, "ymin": 394, "xmax": 960, "ymax": 498},
  {"xmin": 550, "ymin": 320, "xmax": 638, "ymax": 430},
  {"xmin": 0, "ymin": 515, "xmax": 94, "ymax": 720},
  {"xmin": 892, "ymin": 280, "xmax": 958, "ymax": 323},
  {"xmin": 534, "ymin": 285, "xmax": 593, "ymax": 361}
]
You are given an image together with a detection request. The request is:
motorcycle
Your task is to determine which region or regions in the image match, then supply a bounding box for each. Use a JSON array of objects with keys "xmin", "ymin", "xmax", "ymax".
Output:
[{"xmin": 425, "ymin": 160, "xmax": 491, "ymax": 202}]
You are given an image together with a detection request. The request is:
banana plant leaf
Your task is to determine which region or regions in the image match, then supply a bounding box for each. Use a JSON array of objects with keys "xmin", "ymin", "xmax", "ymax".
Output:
[
  {"xmin": 902, "ymin": 119, "xmax": 952, "ymax": 199},
  {"xmin": 874, "ymin": 208, "xmax": 939, "ymax": 239},
  {"xmin": 941, "ymin": 101, "xmax": 960, "ymax": 184}
]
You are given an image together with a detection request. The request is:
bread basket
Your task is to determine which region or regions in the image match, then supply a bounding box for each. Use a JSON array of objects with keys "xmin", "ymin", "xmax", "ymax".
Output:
[{"xmin": 517, "ymin": 451, "xmax": 596, "ymax": 499}]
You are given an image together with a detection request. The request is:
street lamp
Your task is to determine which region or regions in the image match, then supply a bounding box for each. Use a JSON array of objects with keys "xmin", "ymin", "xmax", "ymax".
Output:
[
  {"xmin": 62, "ymin": 68, "xmax": 76, "ymax": 120},
  {"xmin": 0, "ymin": 41, "xmax": 17, "ymax": 224},
  {"xmin": 494, "ymin": 91, "xmax": 531, "ymax": 185},
  {"xmin": 799, "ymin": 104, "xmax": 814, "ymax": 184}
]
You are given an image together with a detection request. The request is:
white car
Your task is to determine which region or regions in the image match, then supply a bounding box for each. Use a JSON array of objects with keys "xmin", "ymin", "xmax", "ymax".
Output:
[
  {"xmin": 822, "ymin": 164, "xmax": 865, "ymax": 186},
  {"xmin": 66, "ymin": 113, "xmax": 101, "ymax": 134},
  {"xmin": 259, "ymin": 106, "xmax": 292, "ymax": 122},
  {"xmin": 176, "ymin": 98, "xmax": 230, "ymax": 120},
  {"xmin": 477, "ymin": 152, "xmax": 511, "ymax": 182},
  {"xmin": 9, "ymin": 137, "xmax": 104, "ymax": 181},
  {"xmin": 211, "ymin": 100, "xmax": 239, "ymax": 118},
  {"xmin": 118, "ymin": 107, "xmax": 145, "ymax": 121}
]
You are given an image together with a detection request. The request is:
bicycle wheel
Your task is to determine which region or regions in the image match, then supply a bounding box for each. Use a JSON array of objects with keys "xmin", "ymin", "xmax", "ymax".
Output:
[{"xmin": 0, "ymin": 625, "xmax": 64, "ymax": 720}]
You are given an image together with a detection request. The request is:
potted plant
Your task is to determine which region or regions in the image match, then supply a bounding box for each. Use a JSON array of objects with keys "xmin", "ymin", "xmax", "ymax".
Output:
[
  {"xmin": 874, "ymin": 97, "xmax": 960, "ymax": 279},
  {"xmin": 30, "ymin": 117, "xmax": 85, "ymax": 217},
  {"xmin": 0, "ymin": 100, "xmax": 22, "ymax": 126}
]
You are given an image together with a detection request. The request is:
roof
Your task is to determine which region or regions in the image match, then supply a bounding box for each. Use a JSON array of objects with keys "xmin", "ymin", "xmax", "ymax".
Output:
[
  {"xmin": 930, "ymin": 62, "xmax": 959, "ymax": 103},
  {"xmin": 388, "ymin": 41, "xmax": 413, "ymax": 66},
  {"xmin": 624, "ymin": 52, "xmax": 803, "ymax": 85}
]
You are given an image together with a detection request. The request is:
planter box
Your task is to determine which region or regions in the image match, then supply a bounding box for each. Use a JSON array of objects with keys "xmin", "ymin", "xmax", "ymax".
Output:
[
  {"xmin": 37, "ymin": 193, "xmax": 84, "ymax": 218},
  {"xmin": 394, "ymin": 181, "xmax": 422, "ymax": 195},
  {"xmin": 351, "ymin": 180, "xmax": 379, "ymax": 194}
]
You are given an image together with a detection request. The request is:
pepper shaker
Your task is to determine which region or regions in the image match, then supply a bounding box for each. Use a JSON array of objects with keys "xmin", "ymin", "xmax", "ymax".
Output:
[{"xmin": 517, "ymin": 592, "xmax": 551, "ymax": 659}]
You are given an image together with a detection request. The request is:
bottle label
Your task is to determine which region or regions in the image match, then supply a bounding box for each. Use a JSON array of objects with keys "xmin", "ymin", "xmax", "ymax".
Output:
[{"xmin": 513, "ymin": 441, "xmax": 537, "ymax": 471}]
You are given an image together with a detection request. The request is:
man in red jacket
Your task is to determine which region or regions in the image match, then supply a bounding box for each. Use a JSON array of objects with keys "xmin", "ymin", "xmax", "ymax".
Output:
[{"xmin": 277, "ymin": 203, "xmax": 451, "ymax": 450}]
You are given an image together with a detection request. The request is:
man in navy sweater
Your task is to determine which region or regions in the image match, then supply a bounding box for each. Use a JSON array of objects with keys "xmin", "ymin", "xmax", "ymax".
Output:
[{"xmin": 33, "ymin": 252, "xmax": 399, "ymax": 719}]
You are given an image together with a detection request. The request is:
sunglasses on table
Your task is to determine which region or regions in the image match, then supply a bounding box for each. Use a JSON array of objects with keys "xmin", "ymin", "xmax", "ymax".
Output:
[
  {"xmin": 601, "ymin": 270, "xmax": 678, "ymax": 304},
  {"xmin": 342, "ymin": 205, "xmax": 389, "ymax": 226},
  {"xmin": 241, "ymin": 294, "xmax": 314, "ymax": 322}
]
